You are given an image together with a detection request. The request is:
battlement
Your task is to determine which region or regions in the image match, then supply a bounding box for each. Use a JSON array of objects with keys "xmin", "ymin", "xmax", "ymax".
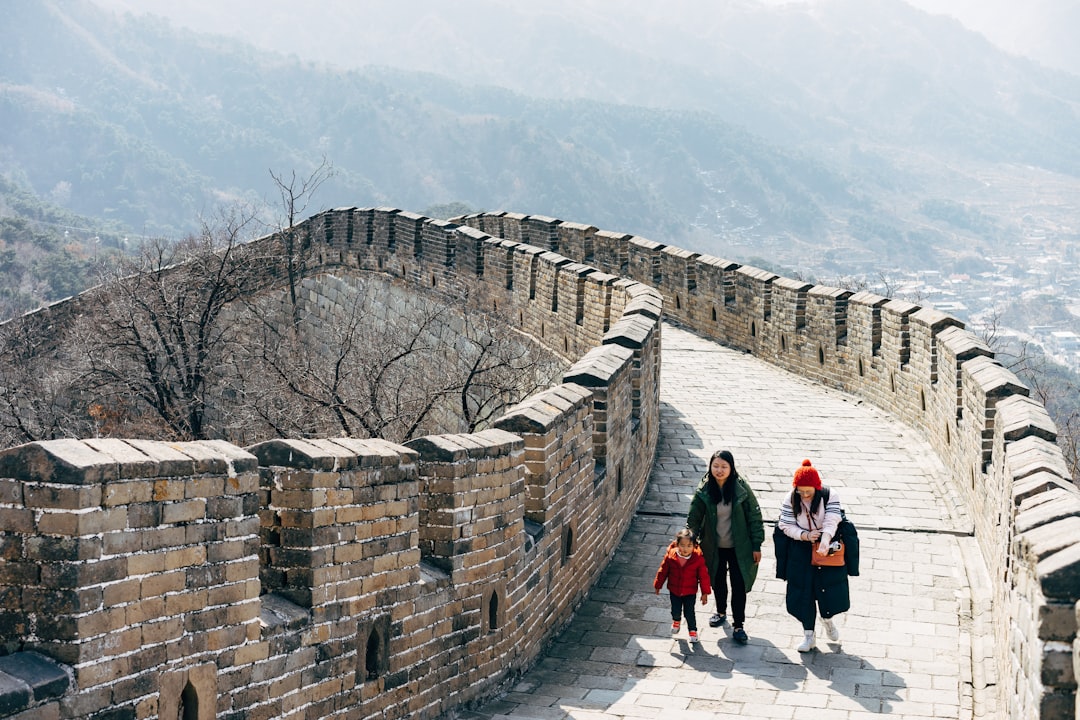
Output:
[
  {"xmin": 0, "ymin": 208, "xmax": 661, "ymax": 719},
  {"xmin": 457, "ymin": 210, "xmax": 1080, "ymax": 720},
  {"xmin": 1, "ymin": 205, "xmax": 1078, "ymax": 718}
]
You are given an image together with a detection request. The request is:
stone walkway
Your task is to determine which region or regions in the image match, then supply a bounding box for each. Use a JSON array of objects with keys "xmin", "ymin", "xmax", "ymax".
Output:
[{"xmin": 454, "ymin": 322, "xmax": 991, "ymax": 720}]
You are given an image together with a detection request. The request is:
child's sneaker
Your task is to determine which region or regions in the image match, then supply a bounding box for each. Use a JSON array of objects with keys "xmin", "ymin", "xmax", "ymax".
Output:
[
  {"xmin": 670, "ymin": 620, "xmax": 680, "ymax": 634},
  {"xmin": 688, "ymin": 630, "xmax": 699, "ymax": 643}
]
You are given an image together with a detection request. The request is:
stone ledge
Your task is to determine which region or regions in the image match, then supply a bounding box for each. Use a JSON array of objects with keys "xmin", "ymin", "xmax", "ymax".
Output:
[
  {"xmin": 259, "ymin": 592, "xmax": 310, "ymax": 635},
  {"xmin": 0, "ymin": 652, "xmax": 69, "ymax": 716}
]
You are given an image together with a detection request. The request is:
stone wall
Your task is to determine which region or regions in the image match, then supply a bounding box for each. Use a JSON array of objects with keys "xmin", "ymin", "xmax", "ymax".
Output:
[
  {"xmin": 4, "ymin": 202, "xmax": 1078, "ymax": 718},
  {"xmin": 0, "ymin": 208, "xmax": 662, "ymax": 719},
  {"xmin": 457, "ymin": 210, "xmax": 1080, "ymax": 720}
]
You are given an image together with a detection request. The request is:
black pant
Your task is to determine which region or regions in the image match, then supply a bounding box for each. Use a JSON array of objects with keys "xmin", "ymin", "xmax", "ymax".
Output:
[
  {"xmin": 669, "ymin": 593, "xmax": 697, "ymax": 631},
  {"xmin": 714, "ymin": 547, "xmax": 747, "ymax": 626}
]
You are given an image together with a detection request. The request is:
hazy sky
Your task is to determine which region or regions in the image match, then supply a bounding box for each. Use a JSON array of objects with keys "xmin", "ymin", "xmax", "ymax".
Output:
[{"xmin": 90, "ymin": 0, "xmax": 1078, "ymax": 76}]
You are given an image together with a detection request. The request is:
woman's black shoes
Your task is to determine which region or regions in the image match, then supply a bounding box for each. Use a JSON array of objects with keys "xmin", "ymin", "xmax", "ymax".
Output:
[
  {"xmin": 709, "ymin": 613, "xmax": 725, "ymax": 627},
  {"xmin": 732, "ymin": 627, "xmax": 748, "ymax": 644}
]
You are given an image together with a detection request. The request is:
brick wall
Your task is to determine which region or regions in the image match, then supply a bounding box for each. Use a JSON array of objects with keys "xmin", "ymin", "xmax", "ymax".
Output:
[
  {"xmin": 6, "ymin": 201, "xmax": 1077, "ymax": 717},
  {"xmin": 457, "ymin": 210, "xmax": 1080, "ymax": 720},
  {"xmin": 0, "ymin": 438, "xmax": 261, "ymax": 720},
  {"xmin": 0, "ymin": 208, "xmax": 661, "ymax": 719}
]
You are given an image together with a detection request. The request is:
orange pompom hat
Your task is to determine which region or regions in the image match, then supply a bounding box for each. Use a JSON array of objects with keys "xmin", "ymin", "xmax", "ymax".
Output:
[{"xmin": 792, "ymin": 459, "xmax": 822, "ymax": 489}]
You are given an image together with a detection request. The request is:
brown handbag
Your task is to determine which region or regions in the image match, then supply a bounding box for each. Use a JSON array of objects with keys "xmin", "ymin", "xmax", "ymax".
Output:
[{"xmin": 808, "ymin": 514, "xmax": 845, "ymax": 567}]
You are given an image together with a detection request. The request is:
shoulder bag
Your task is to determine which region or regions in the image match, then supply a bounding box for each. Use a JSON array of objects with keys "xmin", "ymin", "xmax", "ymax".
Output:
[{"xmin": 808, "ymin": 511, "xmax": 845, "ymax": 567}]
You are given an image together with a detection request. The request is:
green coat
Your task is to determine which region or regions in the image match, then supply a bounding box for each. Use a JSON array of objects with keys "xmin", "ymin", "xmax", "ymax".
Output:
[{"xmin": 686, "ymin": 474, "xmax": 765, "ymax": 592}]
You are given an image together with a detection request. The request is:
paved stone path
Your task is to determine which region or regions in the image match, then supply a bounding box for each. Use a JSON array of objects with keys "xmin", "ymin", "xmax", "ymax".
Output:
[{"xmin": 455, "ymin": 323, "xmax": 991, "ymax": 720}]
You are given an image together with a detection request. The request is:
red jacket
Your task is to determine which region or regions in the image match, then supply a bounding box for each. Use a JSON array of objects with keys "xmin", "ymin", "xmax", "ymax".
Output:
[{"xmin": 654, "ymin": 541, "xmax": 712, "ymax": 597}]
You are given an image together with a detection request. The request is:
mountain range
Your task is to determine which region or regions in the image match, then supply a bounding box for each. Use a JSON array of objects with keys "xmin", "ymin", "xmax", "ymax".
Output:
[{"xmin": 3, "ymin": 0, "xmax": 1080, "ymax": 283}]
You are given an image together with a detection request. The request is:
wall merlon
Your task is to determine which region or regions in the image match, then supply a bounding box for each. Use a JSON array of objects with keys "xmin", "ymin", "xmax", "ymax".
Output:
[
  {"xmin": 1020, "ymin": 516, "xmax": 1080, "ymax": 566},
  {"xmin": 496, "ymin": 384, "xmax": 592, "ymax": 435},
  {"xmin": 627, "ymin": 236, "xmax": 664, "ymax": 287},
  {"xmin": 938, "ymin": 325, "xmax": 993, "ymax": 361},
  {"xmin": 1038, "ymin": 544, "xmax": 1080, "ymax": 602},
  {"xmin": 1016, "ymin": 484, "xmax": 1080, "ymax": 534},
  {"xmin": 454, "ymin": 226, "xmax": 490, "ymax": 278},
  {"xmin": 965, "ymin": 356, "xmax": 1029, "ymax": 399},
  {"xmin": 1015, "ymin": 472, "xmax": 1077, "ymax": 506},
  {"xmin": 593, "ymin": 230, "xmax": 631, "ymax": 275},
  {"xmin": 998, "ymin": 395, "xmax": 1058, "ymax": 443},
  {"xmin": 79, "ymin": 439, "xmax": 159, "ymax": 478},
  {"xmin": 662, "ymin": 246, "xmax": 697, "ymax": 261},
  {"xmin": 604, "ymin": 314, "xmax": 657, "ymax": 349},
  {"xmin": 737, "ymin": 266, "xmax": 779, "ymax": 284},
  {"xmin": 0, "ymin": 440, "xmax": 116, "ymax": 485},
  {"xmin": 808, "ymin": 285, "xmax": 852, "ymax": 301},
  {"xmin": 421, "ymin": 220, "xmax": 457, "ymax": 267},
  {"xmin": 617, "ymin": 282, "xmax": 662, "ymax": 320},
  {"xmin": 595, "ymin": 230, "xmax": 632, "ymax": 242},
  {"xmin": 629, "ymin": 236, "xmax": 664, "ymax": 252},
  {"xmin": 564, "ymin": 345, "xmax": 635, "ymax": 388},
  {"xmin": 884, "ymin": 298, "xmax": 921, "ymax": 316},
  {"xmin": 559, "ymin": 221, "xmax": 596, "ymax": 233},
  {"xmin": 406, "ymin": 430, "xmax": 523, "ymax": 464},
  {"xmin": 1008, "ymin": 436, "xmax": 1072, "ymax": 483},
  {"xmin": 521, "ymin": 215, "xmax": 559, "ymax": 251},
  {"xmin": 697, "ymin": 255, "xmax": 741, "ymax": 271},
  {"xmin": 773, "ymin": 277, "xmax": 813, "ymax": 293},
  {"xmin": 249, "ymin": 439, "xmax": 349, "ymax": 471},
  {"xmin": 323, "ymin": 438, "xmax": 418, "ymax": 471},
  {"xmin": 911, "ymin": 307, "xmax": 965, "ymax": 333},
  {"xmin": 125, "ymin": 440, "xmax": 207, "ymax": 477}
]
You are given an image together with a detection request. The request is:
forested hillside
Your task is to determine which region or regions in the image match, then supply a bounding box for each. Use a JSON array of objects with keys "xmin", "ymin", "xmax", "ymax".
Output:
[
  {"xmin": 8, "ymin": 0, "xmax": 1080, "ymax": 287},
  {"xmin": 4, "ymin": 0, "xmax": 1080, "ymax": 315}
]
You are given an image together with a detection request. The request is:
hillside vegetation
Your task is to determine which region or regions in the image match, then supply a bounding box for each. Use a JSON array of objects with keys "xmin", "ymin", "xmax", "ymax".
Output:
[{"xmin": 6, "ymin": 0, "xmax": 1080, "ymax": 290}]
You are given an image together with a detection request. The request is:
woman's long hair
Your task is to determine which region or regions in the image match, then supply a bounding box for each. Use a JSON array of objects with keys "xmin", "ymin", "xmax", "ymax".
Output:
[
  {"xmin": 790, "ymin": 488, "xmax": 825, "ymax": 517},
  {"xmin": 706, "ymin": 449, "xmax": 738, "ymax": 505}
]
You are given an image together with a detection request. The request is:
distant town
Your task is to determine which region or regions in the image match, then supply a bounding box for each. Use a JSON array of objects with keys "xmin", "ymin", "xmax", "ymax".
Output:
[{"xmin": 858, "ymin": 241, "xmax": 1080, "ymax": 372}]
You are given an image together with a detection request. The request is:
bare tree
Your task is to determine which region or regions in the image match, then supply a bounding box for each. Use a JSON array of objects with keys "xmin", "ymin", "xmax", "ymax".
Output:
[
  {"xmin": 80, "ymin": 204, "xmax": 262, "ymax": 440},
  {"xmin": 229, "ymin": 277, "xmax": 564, "ymax": 444},
  {"xmin": 269, "ymin": 156, "xmax": 334, "ymax": 312},
  {"xmin": 0, "ymin": 313, "xmax": 91, "ymax": 446},
  {"xmin": 455, "ymin": 313, "xmax": 564, "ymax": 433}
]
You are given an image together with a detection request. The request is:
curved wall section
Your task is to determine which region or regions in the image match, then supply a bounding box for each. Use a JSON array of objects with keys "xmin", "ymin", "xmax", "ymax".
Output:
[
  {"xmin": 0, "ymin": 208, "xmax": 661, "ymax": 719},
  {"xmin": 457, "ymin": 210, "xmax": 1080, "ymax": 720}
]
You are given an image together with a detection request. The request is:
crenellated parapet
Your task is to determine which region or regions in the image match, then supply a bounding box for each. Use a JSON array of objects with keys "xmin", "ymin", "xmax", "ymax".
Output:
[
  {"xmin": 0, "ymin": 207, "xmax": 661, "ymax": 719},
  {"xmin": 5, "ymin": 200, "xmax": 1080, "ymax": 718},
  {"xmin": 0, "ymin": 438, "xmax": 261, "ymax": 719},
  {"xmin": 457, "ymin": 210, "xmax": 1080, "ymax": 720}
]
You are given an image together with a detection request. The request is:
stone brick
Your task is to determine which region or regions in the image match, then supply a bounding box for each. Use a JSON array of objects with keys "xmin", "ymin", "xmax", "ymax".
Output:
[
  {"xmin": 161, "ymin": 499, "xmax": 206, "ymax": 525},
  {"xmin": 140, "ymin": 570, "xmax": 185, "ymax": 598}
]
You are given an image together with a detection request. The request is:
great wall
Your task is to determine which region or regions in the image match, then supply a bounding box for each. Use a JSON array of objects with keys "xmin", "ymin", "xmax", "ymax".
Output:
[{"xmin": 0, "ymin": 207, "xmax": 1078, "ymax": 719}]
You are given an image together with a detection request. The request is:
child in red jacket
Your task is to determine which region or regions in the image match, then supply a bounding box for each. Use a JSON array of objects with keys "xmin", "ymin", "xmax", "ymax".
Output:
[{"xmin": 654, "ymin": 528, "xmax": 712, "ymax": 642}]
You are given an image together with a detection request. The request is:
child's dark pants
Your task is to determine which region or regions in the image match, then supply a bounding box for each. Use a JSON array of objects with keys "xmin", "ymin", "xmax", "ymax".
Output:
[{"xmin": 669, "ymin": 593, "xmax": 697, "ymax": 631}]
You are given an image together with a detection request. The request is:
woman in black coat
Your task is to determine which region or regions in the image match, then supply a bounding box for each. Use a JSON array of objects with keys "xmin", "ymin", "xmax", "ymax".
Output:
[{"xmin": 775, "ymin": 459, "xmax": 850, "ymax": 652}]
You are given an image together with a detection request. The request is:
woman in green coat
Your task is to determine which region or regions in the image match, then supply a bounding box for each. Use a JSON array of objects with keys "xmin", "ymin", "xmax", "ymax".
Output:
[{"xmin": 686, "ymin": 449, "xmax": 765, "ymax": 644}]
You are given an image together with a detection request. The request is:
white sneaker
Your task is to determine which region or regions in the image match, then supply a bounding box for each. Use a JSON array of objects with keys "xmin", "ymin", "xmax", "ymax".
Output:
[
  {"xmin": 797, "ymin": 630, "xmax": 816, "ymax": 652},
  {"xmin": 822, "ymin": 617, "xmax": 839, "ymax": 641}
]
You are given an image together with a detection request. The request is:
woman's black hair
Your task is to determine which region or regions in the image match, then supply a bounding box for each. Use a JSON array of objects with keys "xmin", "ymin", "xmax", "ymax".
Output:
[
  {"xmin": 790, "ymin": 487, "xmax": 825, "ymax": 517},
  {"xmin": 706, "ymin": 449, "xmax": 738, "ymax": 505}
]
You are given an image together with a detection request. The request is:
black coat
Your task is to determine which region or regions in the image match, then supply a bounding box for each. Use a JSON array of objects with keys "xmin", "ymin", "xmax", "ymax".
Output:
[
  {"xmin": 774, "ymin": 487, "xmax": 860, "ymax": 578},
  {"xmin": 773, "ymin": 523, "xmax": 851, "ymax": 622}
]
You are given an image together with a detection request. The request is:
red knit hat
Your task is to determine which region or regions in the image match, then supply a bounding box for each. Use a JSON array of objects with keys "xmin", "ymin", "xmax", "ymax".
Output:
[{"xmin": 792, "ymin": 459, "xmax": 822, "ymax": 489}]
